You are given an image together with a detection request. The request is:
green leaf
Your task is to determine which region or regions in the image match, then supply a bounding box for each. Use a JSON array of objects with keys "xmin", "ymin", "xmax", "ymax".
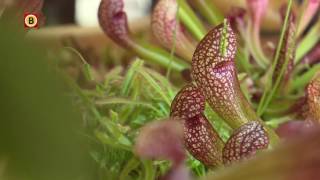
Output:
[
  {"xmin": 83, "ymin": 63, "xmax": 94, "ymax": 81},
  {"xmin": 192, "ymin": 0, "xmax": 224, "ymax": 25},
  {"xmin": 177, "ymin": 0, "xmax": 207, "ymax": 40},
  {"xmin": 257, "ymin": 0, "xmax": 294, "ymax": 116},
  {"xmin": 121, "ymin": 59, "xmax": 144, "ymax": 96},
  {"xmin": 295, "ymin": 21, "xmax": 320, "ymax": 64}
]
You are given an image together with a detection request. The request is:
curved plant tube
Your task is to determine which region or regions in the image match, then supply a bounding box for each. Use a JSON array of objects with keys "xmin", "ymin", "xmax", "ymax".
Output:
[
  {"xmin": 192, "ymin": 20, "xmax": 258, "ymax": 128},
  {"xmin": 304, "ymin": 73, "xmax": 320, "ymax": 122},
  {"xmin": 297, "ymin": 0, "xmax": 320, "ymax": 36},
  {"xmin": 135, "ymin": 119, "xmax": 191, "ymax": 179},
  {"xmin": 170, "ymin": 84, "xmax": 224, "ymax": 167},
  {"xmin": 191, "ymin": 20, "xmax": 278, "ymax": 148},
  {"xmin": 246, "ymin": 0, "xmax": 269, "ymax": 67},
  {"xmin": 152, "ymin": 0, "xmax": 196, "ymax": 61},
  {"xmin": 223, "ymin": 121, "xmax": 269, "ymax": 164},
  {"xmin": 98, "ymin": 0, "xmax": 188, "ymax": 71}
]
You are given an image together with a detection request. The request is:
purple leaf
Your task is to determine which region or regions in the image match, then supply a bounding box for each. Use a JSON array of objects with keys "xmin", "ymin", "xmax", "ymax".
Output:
[
  {"xmin": 135, "ymin": 119, "xmax": 185, "ymax": 166},
  {"xmin": 305, "ymin": 73, "xmax": 320, "ymax": 122},
  {"xmin": 223, "ymin": 121, "xmax": 269, "ymax": 164},
  {"xmin": 208, "ymin": 126, "xmax": 320, "ymax": 180},
  {"xmin": 170, "ymin": 84, "xmax": 206, "ymax": 119},
  {"xmin": 226, "ymin": 7, "xmax": 246, "ymax": 33},
  {"xmin": 192, "ymin": 21, "xmax": 258, "ymax": 129},
  {"xmin": 152, "ymin": 0, "xmax": 195, "ymax": 61},
  {"xmin": 246, "ymin": 0, "xmax": 268, "ymax": 33},
  {"xmin": 135, "ymin": 120, "xmax": 192, "ymax": 180},
  {"xmin": 170, "ymin": 84, "xmax": 224, "ymax": 167},
  {"xmin": 276, "ymin": 120, "xmax": 315, "ymax": 139},
  {"xmin": 98, "ymin": 0, "xmax": 131, "ymax": 48},
  {"xmin": 161, "ymin": 164, "xmax": 191, "ymax": 180}
]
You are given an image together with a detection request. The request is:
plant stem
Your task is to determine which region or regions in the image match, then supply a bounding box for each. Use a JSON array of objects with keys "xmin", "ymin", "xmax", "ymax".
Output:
[
  {"xmin": 131, "ymin": 42, "xmax": 189, "ymax": 72},
  {"xmin": 247, "ymin": 22, "xmax": 269, "ymax": 68},
  {"xmin": 177, "ymin": 0, "xmax": 207, "ymax": 40},
  {"xmin": 60, "ymin": 71, "xmax": 102, "ymax": 120},
  {"xmin": 236, "ymin": 48, "xmax": 252, "ymax": 75},
  {"xmin": 120, "ymin": 157, "xmax": 140, "ymax": 180},
  {"xmin": 264, "ymin": 125, "xmax": 279, "ymax": 148},
  {"xmin": 295, "ymin": 21, "xmax": 320, "ymax": 64},
  {"xmin": 192, "ymin": 0, "xmax": 224, "ymax": 25},
  {"xmin": 143, "ymin": 160, "xmax": 155, "ymax": 180},
  {"xmin": 121, "ymin": 59, "xmax": 144, "ymax": 96},
  {"xmin": 257, "ymin": 0, "xmax": 293, "ymax": 116},
  {"xmin": 290, "ymin": 64, "xmax": 320, "ymax": 91}
]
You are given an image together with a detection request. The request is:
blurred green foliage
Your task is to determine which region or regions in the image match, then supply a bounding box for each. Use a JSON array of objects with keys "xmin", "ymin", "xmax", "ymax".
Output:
[{"xmin": 0, "ymin": 21, "xmax": 95, "ymax": 180}]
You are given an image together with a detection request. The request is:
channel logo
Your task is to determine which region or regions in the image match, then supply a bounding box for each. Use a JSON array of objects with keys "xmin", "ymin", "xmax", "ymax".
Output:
[{"xmin": 24, "ymin": 13, "xmax": 39, "ymax": 29}]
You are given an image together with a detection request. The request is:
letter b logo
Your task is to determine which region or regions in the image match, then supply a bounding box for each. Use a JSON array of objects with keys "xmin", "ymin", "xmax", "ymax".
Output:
[{"xmin": 24, "ymin": 13, "xmax": 39, "ymax": 29}]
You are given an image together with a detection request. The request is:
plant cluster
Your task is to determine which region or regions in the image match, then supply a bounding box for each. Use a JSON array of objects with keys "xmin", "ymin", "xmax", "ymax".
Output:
[
  {"xmin": 1, "ymin": 0, "xmax": 320, "ymax": 179},
  {"xmin": 97, "ymin": 0, "xmax": 320, "ymax": 178}
]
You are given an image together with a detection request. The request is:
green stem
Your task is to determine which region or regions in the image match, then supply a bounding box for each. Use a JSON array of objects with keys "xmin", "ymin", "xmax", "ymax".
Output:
[
  {"xmin": 266, "ymin": 116, "xmax": 292, "ymax": 128},
  {"xmin": 120, "ymin": 157, "xmax": 140, "ymax": 180},
  {"xmin": 252, "ymin": 35, "xmax": 270, "ymax": 67},
  {"xmin": 236, "ymin": 48, "xmax": 252, "ymax": 75},
  {"xmin": 131, "ymin": 42, "xmax": 189, "ymax": 72},
  {"xmin": 177, "ymin": 0, "xmax": 207, "ymax": 40},
  {"xmin": 247, "ymin": 23, "xmax": 269, "ymax": 68},
  {"xmin": 192, "ymin": 0, "xmax": 224, "ymax": 25},
  {"xmin": 143, "ymin": 160, "xmax": 155, "ymax": 180},
  {"xmin": 264, "ymin": 124, "xmax": 279, "ymax": 148},
  {"xmin": 60, "ymin": 72, "xmax": 102, "ymax": 120},
  {"xmin": 61, "ymin": 72, "xmax": 133, "ymax": 150},
  {"xmin": 121, "ymin": 59, "xmax": 144, "ymax": 96},
  {"xmin": 290, "ymin": 64, "xmax": 320, "ymax": 91},
  {"xmin": 137, "ymin": 69, "xmax": 172, "ymax": 106},
  {"xmin": 257, "ymin": 0, "xmax": 293, "ymax": 116},
  {"xmin": 295, "ymin": 21, "xmax": 320, "ymax": 64}
]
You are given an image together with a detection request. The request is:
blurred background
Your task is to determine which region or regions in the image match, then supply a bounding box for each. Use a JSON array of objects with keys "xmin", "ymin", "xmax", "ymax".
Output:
[
  {"xmin": 44, "ymin": 0, "xmax": 154, "ymax": 26},
  {"xmin": 0, "ymin": 0, "xmax": 319, "ymax": 180}
]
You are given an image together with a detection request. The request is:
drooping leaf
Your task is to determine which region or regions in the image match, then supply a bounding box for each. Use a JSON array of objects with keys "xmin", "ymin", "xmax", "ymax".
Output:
[
  {"xmin": 246, "ymin": 0, "xmax": 268, "ymax": 33},
  {"xmin": 152, "ymin": 0, "xmax": 195, "ymax": 61},
  {"xmin": 208, "ymin": 126, "xmax": 320, "ymax": 180},
  {"xmin": 134, "ymin": 119, "xmax": 191, "ymax": 180},
  {"xmin": 98, "ymin": 0, "xmax": 131, "ymax": 48},
  {"xmin": 276, "ymin": 121, "xmax": 314, "ymax": 139},
  {"xmin": 98, "ymin": 0, "xmax": 188, "ymax": 71},
  {"xmin": 305, "ymin": 73, "xmax": 320, "ymax": 122},
  {"xmin": 226, "ymin": 7, "xmax": 246, "ymax": 33},
  {"xmin": 170, "ymin": 84, "xmax": 224, "ymax": 167},
  {"xmin": 246, "ymin": 0, "xmax": 270, "ymax": 67},
  {"xmin": 222, "ymin": 121, "xmax": 269, "ymax": 165},
  {"xmin": 191, "ymin": 20, "xmax": 258, "ymax": 129},
  {"xmin": 170, "ymin": 84, "xmax": 206, "ymax": 119},
  {"xmin": 135, "ymin": 119, "xmax": 185, "ymax": 166},
  {"xmin": 183, "ymin": 114, "xmax": 224, "ymax": 167}
]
